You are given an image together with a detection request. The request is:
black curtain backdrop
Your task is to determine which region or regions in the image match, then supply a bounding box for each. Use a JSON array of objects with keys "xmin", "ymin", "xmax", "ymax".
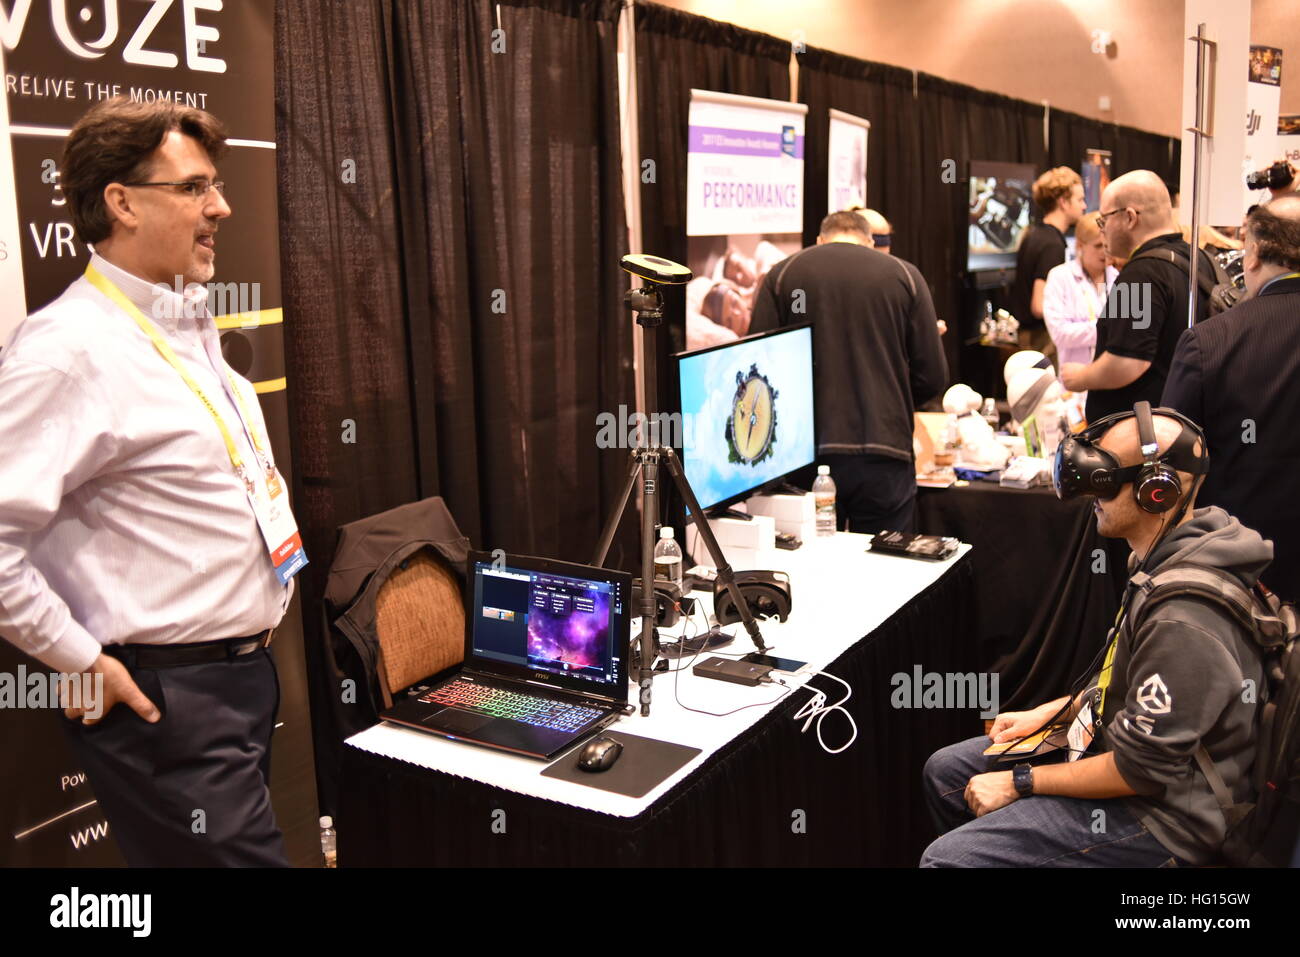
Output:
[
  {"xmin": 275, "ymin": 0, "xmax": 631, "ymax": 815},
  {"xmin": 794, "ymin": 55, "xmax": 1049, "ymax": 389},
  {"xmin": 796, "ymin": 48, "xmax": 920, "ymax": 261},
  {"xmin": 914, "ymin": 74, "xmax": 1047, "ymax": 388},
  {"xmin": 1048, "ymin": 106, "xmax": 1182, "ymax": 192},
  {"xmin": 632, "ymin": 2, "xmax": 792, "ymax": 525},
  {"xmin": 795, "ymin": 48, "xmax": 1181, "ymax": 392}
]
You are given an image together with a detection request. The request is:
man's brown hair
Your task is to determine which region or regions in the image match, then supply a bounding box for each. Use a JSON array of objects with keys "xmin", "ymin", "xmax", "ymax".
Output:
[
  {"xmin": 1245, "ymin": 198, "xmax": 1300, "ymax": 272},
  {"xmin": 61, "ymin": 97, "xmax": 228, "ymax": 244},
  {"xmin": 1032, "ymin": 166, "xmax": 1082, "ymax": 215},
  {"xmin": 819, "ymin": 210, "xmax": 872, "ymax": 242}
]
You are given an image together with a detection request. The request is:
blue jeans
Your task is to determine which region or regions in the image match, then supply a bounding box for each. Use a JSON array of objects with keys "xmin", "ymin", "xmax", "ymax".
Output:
[{"xmin": 920, "ymin": 735, "xmax": 1184, "ymax": 867}]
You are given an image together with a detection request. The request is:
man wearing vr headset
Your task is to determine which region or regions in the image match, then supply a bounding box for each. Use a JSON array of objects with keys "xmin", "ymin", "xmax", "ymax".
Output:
[{"xmin": 921, "ymin": 403, "xmax": 1268, "ymax": 866}]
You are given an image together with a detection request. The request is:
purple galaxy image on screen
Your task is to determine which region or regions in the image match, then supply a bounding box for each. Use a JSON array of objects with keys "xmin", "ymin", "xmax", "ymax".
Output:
[{"xmin": 526, "ymin": 583, "xmax": 610, "ymax": 673}]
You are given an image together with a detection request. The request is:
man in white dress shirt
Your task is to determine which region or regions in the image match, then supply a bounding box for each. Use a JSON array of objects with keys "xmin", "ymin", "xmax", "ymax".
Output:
[{"xmin": 0, "ymin": 98, "xmax": 300, "ymax": 866}]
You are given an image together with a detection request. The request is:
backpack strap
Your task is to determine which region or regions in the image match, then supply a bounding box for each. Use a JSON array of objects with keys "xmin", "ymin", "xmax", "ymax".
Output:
[
  {"xmin": 1128, "ymin": 564, "xmax": 1258, "ymax": 637},
  {"xmin": 1193, "ymin": 745, "xmax": 1236, "ymax": 815},
  {"xmin": 1129, "ymin": 562, "xmax": 1275, "ymax": 843},
  {"xmin": 1129, "ymin": 247, "xmax": 1218, "ymax": 300}
]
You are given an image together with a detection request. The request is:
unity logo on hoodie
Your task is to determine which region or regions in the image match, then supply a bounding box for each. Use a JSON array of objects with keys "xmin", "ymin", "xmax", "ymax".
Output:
[{"xmin": 1130, "ymin": 673, "xmax": 1173, "ymax": 734}]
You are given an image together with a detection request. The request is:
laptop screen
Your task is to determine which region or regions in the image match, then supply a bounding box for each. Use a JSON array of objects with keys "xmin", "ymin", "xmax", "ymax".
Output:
[{"xmin": 468, "ymin": 555, "xmax": 629, "ymax": 700}]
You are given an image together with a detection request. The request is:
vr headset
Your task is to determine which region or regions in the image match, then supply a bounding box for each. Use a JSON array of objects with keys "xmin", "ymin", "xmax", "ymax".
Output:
[{"xmin": 1053, "ymin": 401, "xmax": 1209, "ymax": 514}]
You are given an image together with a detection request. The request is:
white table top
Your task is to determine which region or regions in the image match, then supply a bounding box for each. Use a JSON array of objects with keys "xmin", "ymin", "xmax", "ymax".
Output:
[{"xmin": 345, "ymin": 531, "xmax": 971, "ymax": 818}]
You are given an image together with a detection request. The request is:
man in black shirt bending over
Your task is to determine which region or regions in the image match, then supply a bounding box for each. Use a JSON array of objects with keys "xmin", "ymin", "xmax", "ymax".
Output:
[
  {"xmin": 750, "ymin": 212, "xmax": 947, "ymax": 533},
  {"xmin": 1061, "ymin": 170, "xmax": 1211, "ymax": 421},
  {"xmin": 1010, "ymin": 166, "xmax": 1086, "ymax": 355}
]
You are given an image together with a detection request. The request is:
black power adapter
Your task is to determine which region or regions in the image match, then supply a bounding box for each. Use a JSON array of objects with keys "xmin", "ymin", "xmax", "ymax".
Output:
[{"xmin": 692, "ymin": 656, "xmax": 774, "ymax": 687}]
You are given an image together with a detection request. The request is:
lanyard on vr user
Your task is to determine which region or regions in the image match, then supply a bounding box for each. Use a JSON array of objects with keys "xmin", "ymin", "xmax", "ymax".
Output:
[
  {"xmin": 1093, "ymin": 592, "xmax": 1131, "ymax": 721},
  {"xmin": 84, "ymin": 264, "xmax": 270, "ymax": 493}
]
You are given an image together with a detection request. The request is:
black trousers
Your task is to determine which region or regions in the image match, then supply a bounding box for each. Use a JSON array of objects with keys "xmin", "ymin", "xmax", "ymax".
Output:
[
  {"xmin": 812, "ymin": 453, "xmax": 917, "ymax": 535},
  {"xmin": 60, "ymin": 648, "xmax": 288, "ymax": 867}
]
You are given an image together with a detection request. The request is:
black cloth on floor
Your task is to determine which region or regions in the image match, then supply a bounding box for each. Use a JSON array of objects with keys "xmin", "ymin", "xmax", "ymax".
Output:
[{"xmin": 915, "ymin": 483, "xmax": 1128, "ymax": 708}]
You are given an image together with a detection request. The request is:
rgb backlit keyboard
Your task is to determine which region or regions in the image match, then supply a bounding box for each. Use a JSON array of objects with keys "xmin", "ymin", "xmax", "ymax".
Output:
[{"xmin": 419, "ymin": 680, "xmax": 602, "ymax": 732}]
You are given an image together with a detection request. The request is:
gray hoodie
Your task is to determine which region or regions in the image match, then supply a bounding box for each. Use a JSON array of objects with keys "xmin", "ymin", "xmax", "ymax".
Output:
[{"xmin": 1102, "ymin": 506, "xmax": 1270, "ymax": 865}]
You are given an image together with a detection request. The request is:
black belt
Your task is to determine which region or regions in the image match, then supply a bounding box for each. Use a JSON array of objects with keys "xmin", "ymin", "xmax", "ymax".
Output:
[{"xmin": 105, "ymin": 630, "xmax": 274, "ymax": 669}]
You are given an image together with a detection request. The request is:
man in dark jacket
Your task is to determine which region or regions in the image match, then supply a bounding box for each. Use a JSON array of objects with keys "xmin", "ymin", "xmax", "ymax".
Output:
[
  {"xmin": 749, "ymin": 211, "xmax": 947, "ymax": 533},
  {"xmin": 1162, "ymin": 196, "xmax": 1300, "ymax": 602},
  {"xmin": 920, "ymin": 410, "xmax": 1267, "ymax": 866}
]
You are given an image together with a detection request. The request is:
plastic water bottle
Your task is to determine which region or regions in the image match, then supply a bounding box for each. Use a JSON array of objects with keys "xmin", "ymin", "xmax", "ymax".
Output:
[
  {"xmin": 654, "ymin": 526, "xmax": 683, "ymax": 589},
  {"xmin": 320, "ymin": 815, "xmax": 337, "ymax": 868},
  {"xmin": 982, "ymin": 398, "xmax": 999, "ymax": 431},
  {"xmin": 813, "ymin": 465, "xmax": 837, "ymax": 537}
]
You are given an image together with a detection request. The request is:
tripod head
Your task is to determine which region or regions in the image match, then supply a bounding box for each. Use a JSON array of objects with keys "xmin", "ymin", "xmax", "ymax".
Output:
[
  {"xmin": 621, "ymin": 254, "xmax": 692, "ymax": 327},
  {"xmin": 620, "ymin": 253, "xmax": 692, "ymax": 285}
]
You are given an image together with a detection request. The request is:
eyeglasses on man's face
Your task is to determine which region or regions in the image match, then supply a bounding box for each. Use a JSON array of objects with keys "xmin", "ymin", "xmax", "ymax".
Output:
[
  {"xmin": 122, "ymin": 178, "xmax": 226, "ymax": 200},
  {"xmin": 1095, "ymin": 206, "xmax": 1132, "ymax": 230}
]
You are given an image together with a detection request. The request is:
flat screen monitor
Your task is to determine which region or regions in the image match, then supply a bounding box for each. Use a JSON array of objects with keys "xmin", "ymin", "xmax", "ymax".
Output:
[
  {"xmin": 967, "ymin": 160, "xmax": 1036, "ymax": 273},
  {"xmin": 675, "ymin": 324, "xmax": 816, "ymax": 513}
]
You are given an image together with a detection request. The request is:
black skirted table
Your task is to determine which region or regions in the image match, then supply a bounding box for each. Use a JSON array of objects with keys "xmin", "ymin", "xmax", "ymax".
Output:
[
  {"xmin": 915, "ymin": 482, "xmax": 1128, "ymax": 709},
  {"xmin": 337, "ymin": 545, "xmax": 976, "ymax": 867}
]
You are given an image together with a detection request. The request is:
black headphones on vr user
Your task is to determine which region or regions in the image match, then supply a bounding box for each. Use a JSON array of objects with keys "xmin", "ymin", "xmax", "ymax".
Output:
[{"xmin": 1053, "ymin": 401, "xmax": 1209, "ymax": 514}]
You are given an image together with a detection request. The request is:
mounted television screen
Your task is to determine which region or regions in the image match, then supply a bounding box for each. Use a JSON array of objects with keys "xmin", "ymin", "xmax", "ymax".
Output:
[
  {"xmin": 967, "ymin": 160, "xmax": 1036, "ymax": 272},
  {"xmin": 675, "ymin": 324, "xmax": 816, "ymax": 513}
]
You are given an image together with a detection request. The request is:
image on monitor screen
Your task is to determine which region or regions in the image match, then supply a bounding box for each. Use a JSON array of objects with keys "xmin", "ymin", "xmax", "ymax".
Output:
[
  {"xmin": 967, "ymin": 161, "xmax": 1036, "ymax": 272},
  {"xmin": 676, "ymin": 324, "xmax": 816, "ymax": 513},
  {"xmin": 525, "ymin": 577, "xmax": 611, "ymax": 676}
]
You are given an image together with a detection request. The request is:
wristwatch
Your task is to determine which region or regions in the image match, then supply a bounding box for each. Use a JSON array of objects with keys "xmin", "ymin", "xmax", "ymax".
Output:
[{"xmin": 1013, "ymin": 763, "xmax": 1034, "ymax": 798}]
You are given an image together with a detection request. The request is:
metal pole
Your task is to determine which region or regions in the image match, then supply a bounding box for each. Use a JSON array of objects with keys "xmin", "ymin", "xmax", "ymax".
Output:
[{"xmin": 1186, "ymin": 23, "xmax": 1216, "ymax": 329}]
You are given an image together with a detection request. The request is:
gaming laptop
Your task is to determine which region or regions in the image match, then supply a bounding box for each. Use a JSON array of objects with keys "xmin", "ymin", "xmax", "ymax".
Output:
[{"xmin": 380, "ymin": 551, "xmax": 632, "ymax": 759}]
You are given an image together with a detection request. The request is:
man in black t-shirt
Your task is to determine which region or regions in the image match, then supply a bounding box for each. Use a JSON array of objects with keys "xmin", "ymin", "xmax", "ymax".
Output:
[
  {"xmin": 1061, "ymin": 171, "xmax": 1211, "ymax": 422},
  {"xmin": 1010, "ymin": 167, "xmax": 1086, "ymax": 354}
]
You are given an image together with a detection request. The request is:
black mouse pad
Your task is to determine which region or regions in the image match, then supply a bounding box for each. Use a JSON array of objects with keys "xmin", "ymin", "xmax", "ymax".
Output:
[{"xmin": 541, "ymin": 732, "xmax": 701, "ymax": 799}]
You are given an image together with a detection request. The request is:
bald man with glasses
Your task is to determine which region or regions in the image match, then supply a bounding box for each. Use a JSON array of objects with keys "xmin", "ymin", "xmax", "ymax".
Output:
[{"xmin": 1059, "ymin": 171, "xmax": 1214, "ymax": 421}]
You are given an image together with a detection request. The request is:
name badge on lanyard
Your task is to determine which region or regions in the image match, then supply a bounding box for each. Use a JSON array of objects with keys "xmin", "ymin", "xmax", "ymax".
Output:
[{"xmin": 85, "ymin": 265, "xmax": 308, "ymax": 585}]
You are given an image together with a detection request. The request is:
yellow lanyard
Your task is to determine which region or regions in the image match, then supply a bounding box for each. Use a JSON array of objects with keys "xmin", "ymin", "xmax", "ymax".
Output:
[
  {"xmin": 1080, "ymin": 269, "xmax": 1105, "ymax": 322},
  {"xmin": 1094, "ymin": 595, "xmax": 1130, "ymax": 719},
  {"xmin": 84, "ymin": 264, "xmax": 268, "ymax": 491}
]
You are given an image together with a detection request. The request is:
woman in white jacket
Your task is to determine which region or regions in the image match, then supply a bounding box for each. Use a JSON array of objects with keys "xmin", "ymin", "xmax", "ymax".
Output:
[{"xmin": 1043, "ymin": 215, "xmax": 1117, "ymax": 417}]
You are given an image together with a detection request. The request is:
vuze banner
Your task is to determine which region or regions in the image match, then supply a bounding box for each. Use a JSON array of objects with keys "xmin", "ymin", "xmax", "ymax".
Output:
[{"xmin": 0, "ymin": 1, "xmax": 318, "ymax": 866}]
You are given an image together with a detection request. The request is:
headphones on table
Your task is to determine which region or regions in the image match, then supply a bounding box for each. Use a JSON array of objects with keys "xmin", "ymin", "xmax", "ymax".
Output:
[{"xmin": 1053, "ymin": 401, "xmax": 1209, "ymax": 514}]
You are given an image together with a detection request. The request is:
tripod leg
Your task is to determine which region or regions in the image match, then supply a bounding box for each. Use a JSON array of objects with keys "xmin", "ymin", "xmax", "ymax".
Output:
[
  {"xmin": 635, "ymin": 451, "xmax": 661, "ymax": 716},
  {"xmin": 591, "ymin": 450, "xmax": 642, "ymax": 568},
  {"xmin": 662, "ymin": 447, "xmax": 769, "ymax": 653}
]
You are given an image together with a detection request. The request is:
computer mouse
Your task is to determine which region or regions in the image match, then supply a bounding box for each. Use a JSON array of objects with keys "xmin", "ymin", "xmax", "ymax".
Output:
[{"xmin": 577, "ymin": 735, "xmax": 623, "ymax": 772}]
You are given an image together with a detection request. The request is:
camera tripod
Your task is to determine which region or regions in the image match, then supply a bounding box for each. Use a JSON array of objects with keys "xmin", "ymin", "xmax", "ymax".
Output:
[{"xmin": 592, "ymin": 255, "xmax": 770, "ymax": 717}]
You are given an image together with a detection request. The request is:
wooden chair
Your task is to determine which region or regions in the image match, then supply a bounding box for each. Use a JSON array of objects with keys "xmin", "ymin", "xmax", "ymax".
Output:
[{"xmin": 373, "ymin": 549, "xmax": 465, "ymax": 709}]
